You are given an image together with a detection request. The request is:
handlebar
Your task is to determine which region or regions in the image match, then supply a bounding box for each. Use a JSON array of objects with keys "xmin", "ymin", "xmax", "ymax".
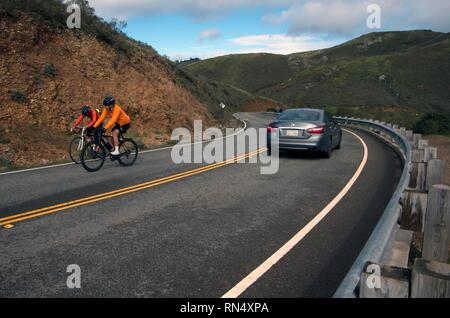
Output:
[{"xmin": 71, "ymin": 126, "xmax": 87, "ymax": 133}]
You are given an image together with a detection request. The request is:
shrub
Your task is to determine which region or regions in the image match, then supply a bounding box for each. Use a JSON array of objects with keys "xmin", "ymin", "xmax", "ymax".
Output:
[
  {"xmin": 10, "ymin": 90, "xmax": 26, "ymax": 102},
  {"xmin": 0, "ymin": 130, "xmax": 10, "ymax": 144},
  {"xmin": 43, "ymin": 63, "xmax": 56, "ymax": 77},
  {"xmin": 413, "ymin": 112, "xmax": 450, "ymax": 135},
  {"xmin": 0, "ymin": 0, "xmax": 134, "ymax": 56},
  {"xmin": 0, "ymin": 155, "xmax": 12, "ymax": 168}
]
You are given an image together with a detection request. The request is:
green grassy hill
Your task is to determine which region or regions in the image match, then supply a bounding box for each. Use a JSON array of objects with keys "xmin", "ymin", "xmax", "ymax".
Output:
[
  {"xmin": 184, "ymin": 30, "xmax": 450, "ymax": 128},
  {"xmin": 184, "ymin": 53, "xmax": 295, "ymax": 93}
]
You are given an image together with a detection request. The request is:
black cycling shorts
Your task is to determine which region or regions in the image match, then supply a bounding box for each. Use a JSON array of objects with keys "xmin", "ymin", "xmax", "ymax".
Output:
[
  {"xmin": 86, "ymin": 126, "xmax": 95, "ymax": 136},
  {"xmin": 113, "ymin": 123, "xmax": 131, "ymax": 134}
]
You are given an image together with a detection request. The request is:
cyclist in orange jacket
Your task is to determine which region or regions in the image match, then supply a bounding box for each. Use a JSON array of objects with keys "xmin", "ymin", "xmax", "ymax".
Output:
[{"xmin": 94, "ymin": 96, "xmax": 131, "ymax": 156}]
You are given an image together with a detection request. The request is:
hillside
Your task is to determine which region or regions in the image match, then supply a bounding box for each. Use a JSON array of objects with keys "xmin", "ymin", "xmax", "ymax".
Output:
[
  {"xmin": 184, "ymin": 30, "xmax": 450, "ymax": 125},
  {"xmin": 0, "ymin": 0, "xmax": 273, "ymax": 170}
]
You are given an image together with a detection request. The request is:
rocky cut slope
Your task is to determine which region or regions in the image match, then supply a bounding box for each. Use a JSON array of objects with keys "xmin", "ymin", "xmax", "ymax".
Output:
[{"xmin": 0, "ymin": 5, "xmax": 217, "ymax": 169}]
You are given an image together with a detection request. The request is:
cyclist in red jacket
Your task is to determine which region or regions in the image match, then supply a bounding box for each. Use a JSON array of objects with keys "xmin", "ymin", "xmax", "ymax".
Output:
[{"xmin": 72, "ymin": 106, "xmax": 100, "ymax": 142}]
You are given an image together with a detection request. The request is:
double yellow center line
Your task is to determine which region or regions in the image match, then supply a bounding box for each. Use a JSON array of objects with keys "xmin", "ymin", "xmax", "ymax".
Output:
[{"xmin": 0, "ymin": 148, "xmax": 266, "ymax": 228}]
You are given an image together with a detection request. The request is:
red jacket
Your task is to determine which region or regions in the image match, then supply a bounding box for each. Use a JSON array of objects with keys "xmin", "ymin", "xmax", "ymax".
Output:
[{"xmin": 73, "ymin": 109, "xmax": 98, "ymax": 129}]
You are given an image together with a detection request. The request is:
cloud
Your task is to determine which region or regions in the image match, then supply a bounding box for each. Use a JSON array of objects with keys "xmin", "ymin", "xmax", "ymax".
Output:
[
  {"xmin": 198, "ymin": 29, "xmax": 221, "ymax": 43},
  {"xmin": 263, "ymin": 0, "xmax": 450, "ymax": 36},
  {"xmin": 89, "ymin": 0, "xmax": 450, "ymax": 34},
  {"xmin": 169, "ymin": 34, "xmax": 339, "ymax": 60},
  {"xmin": 89, "ymin": 0, "xmax": 291, "ymax": 20},
  {"xmin": 228, "ymin": 34, "xmax": 339, "ymax": 54}
]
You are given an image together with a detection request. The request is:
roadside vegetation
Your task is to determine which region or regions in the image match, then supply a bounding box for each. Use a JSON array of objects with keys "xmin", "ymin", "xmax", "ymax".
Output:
[
  {"xmin": 0, "ymin": 0, "xmax": 146, "ymax": 56},
  {"xmin": 414, "ymin": 112, "xmax": 450, "ymax": 136},
  {"xmin": 10, "ymin": 90, "xmax": 27, "ymax": 102}
]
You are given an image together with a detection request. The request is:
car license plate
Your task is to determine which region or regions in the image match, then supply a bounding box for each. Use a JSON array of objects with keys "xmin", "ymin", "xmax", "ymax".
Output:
[{"xmin": 286, "ymin": 130, "xmax": 300, "ymax": 137}]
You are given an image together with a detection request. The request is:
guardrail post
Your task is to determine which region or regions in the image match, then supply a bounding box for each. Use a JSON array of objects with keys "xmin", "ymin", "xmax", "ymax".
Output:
[
  {"xmin": 411, "ymin": 258, "xmax": 450, "ymax": 298},
  {"xmin": 360, "ymin": 262, "xmax": 410, "ymax": 298},
  {"xmin": 422, "ymin": 185, "xmax": 450, "ymax": 263},
  {"xmin": 412, "ymin": 149, "xmax": 425, "ymax": 163},
  {"xmin": 409, "ymin": 163, "xmax": 427, "ymax": 191},
  {"xmin": 418, "ymin": 140, "xmax": 429, "ymax": 150},
  {"xmin": 401, "ymin": 190, "xmax": 428, "ymax": 232},
  {"xmin": 424, "ymin": 147, "xmax": 438, "ymax": 163},
  {"xmin": 412, "ymin": 134, "xmax": 422, "ymax": 148},
  {"xmin": 405, "ymin": 130, "xmax": 413, "ymax": 141},
  {"xmin": 426, "ymin": 159, "xmax": 445, "ymax": 191}
]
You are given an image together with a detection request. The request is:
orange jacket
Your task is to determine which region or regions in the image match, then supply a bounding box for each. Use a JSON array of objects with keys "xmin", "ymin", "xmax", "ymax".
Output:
[{"xmin": 94, "ymin": 103, "xmax": 131, "ymax": 130}]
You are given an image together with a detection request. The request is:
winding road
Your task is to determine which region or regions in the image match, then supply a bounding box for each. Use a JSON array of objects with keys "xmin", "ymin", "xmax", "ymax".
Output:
[{"xmin": 0, "ymin": 112, "xmax": 402, "ymax": 297}]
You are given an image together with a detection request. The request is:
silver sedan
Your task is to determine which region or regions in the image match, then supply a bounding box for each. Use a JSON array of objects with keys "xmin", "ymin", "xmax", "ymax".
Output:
[{"xmin": 267, "ymin": 108, "xmax": 342, "ymax": 158}]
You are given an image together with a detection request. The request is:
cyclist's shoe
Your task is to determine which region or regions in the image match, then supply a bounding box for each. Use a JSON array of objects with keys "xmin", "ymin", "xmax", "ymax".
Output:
[{"xmin": 110, "ymin": 149, "xmax": 120, "ymax": 156}]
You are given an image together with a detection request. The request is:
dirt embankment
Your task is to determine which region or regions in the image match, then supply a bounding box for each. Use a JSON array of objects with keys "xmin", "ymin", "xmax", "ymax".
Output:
[{"xmin": 0, "ymin": 13, "xmax": 215, "ymax": 169}]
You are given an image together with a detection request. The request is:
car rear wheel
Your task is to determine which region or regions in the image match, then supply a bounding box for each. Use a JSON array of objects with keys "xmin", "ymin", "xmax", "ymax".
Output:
[
  {"xmin": 322, "ymin": 138, "xmax": 332, "ymax": 158},
  {"xmin": 335, "ymin": 134, "xmax": 342, "ymax": 150}
]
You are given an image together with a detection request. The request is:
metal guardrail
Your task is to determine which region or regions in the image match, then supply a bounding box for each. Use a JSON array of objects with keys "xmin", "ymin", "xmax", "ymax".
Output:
[
  {"xmin": 333, "ymin": 117, "xmax": 412, "ymax": 298},
  {"xmin": 261, "ymin": 112, "xmax": 413, "ymax": 298}
]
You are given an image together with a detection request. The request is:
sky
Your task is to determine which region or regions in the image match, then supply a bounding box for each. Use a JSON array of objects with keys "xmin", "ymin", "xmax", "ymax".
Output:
[{"xmin": 88, "ymin": 0, "xmax": 450, "ymax": 60}]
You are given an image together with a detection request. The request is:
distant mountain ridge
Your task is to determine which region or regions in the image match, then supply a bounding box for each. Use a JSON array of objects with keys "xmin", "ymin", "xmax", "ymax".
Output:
[{"xmin": 184, "ymin": 30, "xmax": 450, "ymax": 114}]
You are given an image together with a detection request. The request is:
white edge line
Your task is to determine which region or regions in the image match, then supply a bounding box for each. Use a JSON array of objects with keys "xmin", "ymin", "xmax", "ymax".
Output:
[
  {"xmin": 0, "ymin": 117, "xmax": 248, "ymax": 176},
  {"xmin": 221, "ymin": 128, "xmax": 369, "ymax": 298}
]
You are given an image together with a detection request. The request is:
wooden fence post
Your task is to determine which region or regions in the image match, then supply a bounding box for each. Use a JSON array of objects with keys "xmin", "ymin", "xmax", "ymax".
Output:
[
  {"xmin": 422, "ymin": 184, "xmax": 450, "ymax": 262},
  {"xmin": 412, "ymin": 149, "xmax": 425, "ymax": 163},
  {"xmin": 411, "ymin": 258, "xmax": 450, "ymax": 298},
  {"xmin": 360, "ymin": 262, "xmax": 410, "ymax": 298},
  {"xmin": 401, "ymin": 190, "xmax": 428, "ymax": 232},
  {"xmin": 424, "ymin": 147, "xmax": 438, "ymax": 163},
  {"xmin": 409, "ymin": 163, "xmax": 427, "ymax": 191},
  {"xmin": 406, "ymin": 130, "xmax": 413, "ymax": 141},
  {"xmin": 412, "ymin": 134, "xmax": 422, "ymax": 148},
  {"xmin": 426, "ymin": 159, "xmax": 445, "ymax": 191},
  {"xmin": 418, "ymin": 140, "xmax": 429, "ymax": 150}
]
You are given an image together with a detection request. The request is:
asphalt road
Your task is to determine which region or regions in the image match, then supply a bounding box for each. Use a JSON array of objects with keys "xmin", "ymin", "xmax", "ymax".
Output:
[{"xmin": 0, "ymin": 112, "xmax": 402, "ymax": 297}]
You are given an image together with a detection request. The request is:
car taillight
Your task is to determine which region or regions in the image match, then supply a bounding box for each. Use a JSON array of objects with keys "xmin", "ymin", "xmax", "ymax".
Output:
[
  {"xmin": 267, "ymin": 126, "xmax": 278, "ymax": 132},
  {"xmin": 307, "ymin": 127, "xmax": 325, "ymax": 134}
]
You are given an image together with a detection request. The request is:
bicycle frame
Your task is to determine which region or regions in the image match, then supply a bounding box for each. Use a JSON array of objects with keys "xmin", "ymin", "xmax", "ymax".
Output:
[
  {"xmin": 99, "ymin": 133, "xmax": 126, "ymax": 158},
  {"xmin": 76, "ymin": 127, "xmax": 87, "ymax": 151}
]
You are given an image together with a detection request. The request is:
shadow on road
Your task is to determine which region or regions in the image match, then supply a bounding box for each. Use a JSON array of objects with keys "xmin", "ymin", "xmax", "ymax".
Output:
[{"xmin": 278, "ymin": 150, "xmax": 324, "ymax": 161}]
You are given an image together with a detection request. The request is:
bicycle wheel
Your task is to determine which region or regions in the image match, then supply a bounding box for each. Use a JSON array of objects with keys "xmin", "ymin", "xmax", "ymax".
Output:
[
  {"xmin": 81, "ymin": 141, "xmax": 107, "ymax": 172},
  {"xmin": 118, "ymin": 138, "xmax": 138, "ymax": 167},
  {"xmin": 69, "ymin": 137, "xmax": 83, "ymax": 164}
]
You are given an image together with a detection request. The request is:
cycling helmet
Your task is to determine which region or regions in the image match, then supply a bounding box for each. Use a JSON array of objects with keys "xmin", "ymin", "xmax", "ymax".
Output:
[
  {"xmin": 103, "ymin": 96, "xmax": 115, "ymax": 107},
  {"xmin": 81, "ymin": 105, "xmax": 90, "ymax": 116}
]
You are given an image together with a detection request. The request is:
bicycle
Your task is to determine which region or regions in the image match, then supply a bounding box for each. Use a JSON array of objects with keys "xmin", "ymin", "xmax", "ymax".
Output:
[
  {"xmin": 80, "ymin": 130, "xmax": 138, "ymax": 172},
  {"xmin": 69, "ymin": 126, "xmax": 88, "ymax": 164}
]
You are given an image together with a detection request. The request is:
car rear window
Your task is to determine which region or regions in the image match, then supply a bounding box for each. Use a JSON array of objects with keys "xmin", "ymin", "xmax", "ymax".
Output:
[{"xmin": 277, "ymin": 110, "xmax": 321, "ymax": 122}]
